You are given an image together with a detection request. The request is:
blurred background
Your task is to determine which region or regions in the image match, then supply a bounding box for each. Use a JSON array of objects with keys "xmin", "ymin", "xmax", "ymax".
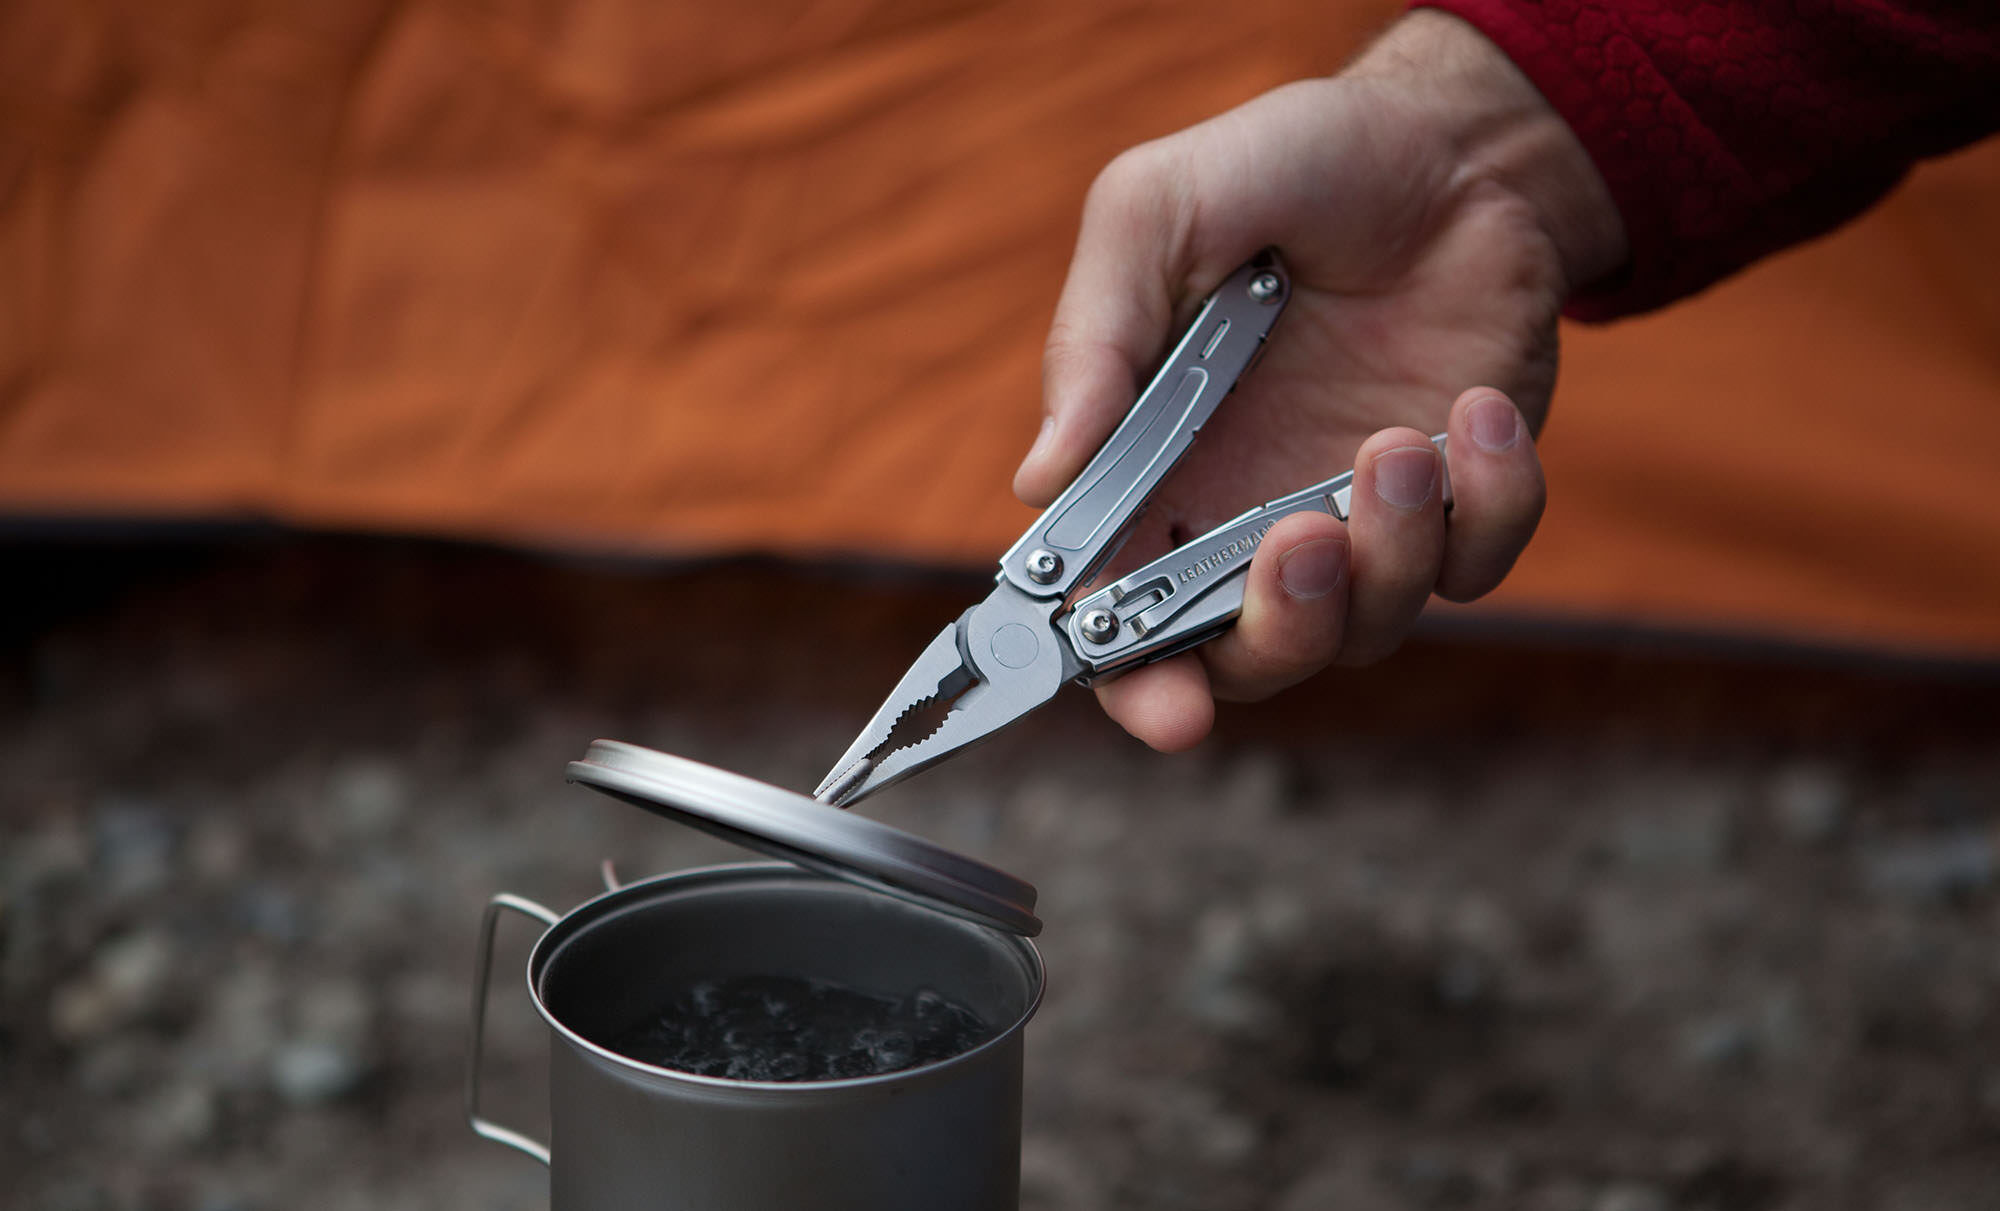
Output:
[{"xmin": 2, "ymin": 2, "xmax": 1997, "ymax": 1209}]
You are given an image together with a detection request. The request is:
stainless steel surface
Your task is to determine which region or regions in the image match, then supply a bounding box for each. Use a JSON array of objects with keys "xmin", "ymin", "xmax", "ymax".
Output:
[
  {"xmin": 468, "ymin": 864, "xmax": 1044, "ymax": 1211},
  {"xmin": 814, "ymin": 581, "xmax": 1083, "ymax": 807},
  {"xmin": 816, "ymin": 251, "xmax": 1457, "ymax": 807},
  {"xmin": 1078, "ymin": 608, "xmax": 1118, "ymax": 645},
  {"xmin": 813, "ymin": 757, "xmax": 874, "ymax": 807},
  {"xmin": 466, "ymin": 892, "xmax": 561, "ymax": 1167},
  {"xmin": 816, "ymin": 252, "xmax": 1290, "ymax": 807},
  {"xmin": 1067, "ymin": 434, "xmax": 1451, "ymax": 677},
  {"xmin": 996, "ymin": 251, "xmax": 1289, "ymax": 602},
  {"xmin": 569, "ymin": 740, "xmax": 1041, "ymax": 936}
]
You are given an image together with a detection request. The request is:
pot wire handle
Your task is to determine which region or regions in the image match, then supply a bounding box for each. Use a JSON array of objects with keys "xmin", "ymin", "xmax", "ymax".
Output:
[{"xmin": 466, "ymin": 892, "xmax": 562, "ymax": 1167}]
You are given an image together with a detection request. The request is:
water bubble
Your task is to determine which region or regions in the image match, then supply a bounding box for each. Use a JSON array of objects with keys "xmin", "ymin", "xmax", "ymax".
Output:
[
  {"xmin": 869, "ymin": 1030, "xmax": 914, "ymax": 1069},
  {"xmin": 605, "ymin": 974, "xmax": 993, "ymax": 1082}
]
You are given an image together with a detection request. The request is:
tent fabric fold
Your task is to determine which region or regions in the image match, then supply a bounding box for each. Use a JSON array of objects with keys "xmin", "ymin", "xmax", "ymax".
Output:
[{"xmin": 2, "ymin": 0, "xmax": 1996, "ymax": 656}]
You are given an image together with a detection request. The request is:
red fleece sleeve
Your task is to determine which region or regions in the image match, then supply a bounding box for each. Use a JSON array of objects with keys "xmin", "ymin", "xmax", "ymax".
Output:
[{"xmin": 1413, "ymin": 0, "xmax": 2000, "ymax": 319}]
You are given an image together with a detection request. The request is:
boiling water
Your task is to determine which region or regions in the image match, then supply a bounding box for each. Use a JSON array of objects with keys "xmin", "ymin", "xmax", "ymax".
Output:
[{"xmin": 607, "ymin": 974, "xmax": 994, "ymax": 1082}]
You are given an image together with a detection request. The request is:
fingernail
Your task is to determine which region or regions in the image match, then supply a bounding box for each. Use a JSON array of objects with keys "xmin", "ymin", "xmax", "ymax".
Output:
[
  {"xmin": 1468, "ymin": 395, "xmax": 1520, "ymax": 452},
  {"xmin": 1372, "ymin": 446, "xmax": 1438, "ymax": 511},
  {"xmin": 1019, "ymin": 415, "xmax": 1056, "ymax": 475},
  {"xmin": 1279, "ymin": 538, "xmax": 1348, "ymax": 600}
]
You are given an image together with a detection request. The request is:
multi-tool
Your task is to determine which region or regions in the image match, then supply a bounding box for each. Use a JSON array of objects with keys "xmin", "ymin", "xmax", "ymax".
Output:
[
  {"xmin": 570, "ymin": 248, "xmax": 1450, "ymax": 934},
  {"xmin": 815, "ymin": 249, "xmax": 1447, "ymax": 809}
]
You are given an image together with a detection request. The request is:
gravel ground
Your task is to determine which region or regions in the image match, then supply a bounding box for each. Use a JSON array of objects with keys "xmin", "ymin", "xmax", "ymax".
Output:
[{"xmin": 3, "ymin": 535, "xmax": 1998, "ymax": 1211}]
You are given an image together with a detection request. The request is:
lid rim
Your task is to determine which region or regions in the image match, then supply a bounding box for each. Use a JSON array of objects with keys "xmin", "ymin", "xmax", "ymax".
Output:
[{"xmin": 564, "ymin": 741, "xmax": 1042, "ymax": 937}]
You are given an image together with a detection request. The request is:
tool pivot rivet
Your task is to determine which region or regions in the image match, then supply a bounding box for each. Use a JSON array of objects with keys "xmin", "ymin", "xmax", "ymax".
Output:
[
  {"xmin": 1079, "ymin": 609, "xmax": 1118, "ymax": 645},
  {"xmin": 1025, "ymin": 549, "xmax": 1062, "ymax": 584},
  {"xmin": 1247, "ymin": 272, "xmax": 1282, "ymax": 302}
]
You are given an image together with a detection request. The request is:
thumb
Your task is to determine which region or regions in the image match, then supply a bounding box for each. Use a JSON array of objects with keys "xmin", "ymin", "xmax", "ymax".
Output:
[{"xmin": 1014, "ymin": 148, "xmax": 1188, "ymax": 506}]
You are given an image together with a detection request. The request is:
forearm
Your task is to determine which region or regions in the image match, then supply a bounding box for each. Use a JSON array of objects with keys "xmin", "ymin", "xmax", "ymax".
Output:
[
  {"xmin": 1417, "ymin": 0, "xmax": 2000, "ymax": 318},
  {"xmin": 1347, "ymin": 9, "xmax": 1629, "ymax": 299}
]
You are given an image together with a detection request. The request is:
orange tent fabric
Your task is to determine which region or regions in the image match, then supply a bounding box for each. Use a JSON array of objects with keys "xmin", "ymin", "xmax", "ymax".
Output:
[{"xmin": 3, "ymin": 0, "xmax": 1996, "ymax": 656}]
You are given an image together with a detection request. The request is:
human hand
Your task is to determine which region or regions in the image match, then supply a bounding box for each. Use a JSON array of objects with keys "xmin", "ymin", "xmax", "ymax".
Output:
[{"xmin": 1014, "ymin": 11, "xmax": 1627, "ymax": 751}]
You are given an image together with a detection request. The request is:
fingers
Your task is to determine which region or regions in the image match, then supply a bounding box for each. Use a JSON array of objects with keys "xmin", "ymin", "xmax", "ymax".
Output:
[
  {"xmin": 1194, "ymin": 392, "xmax": 1542, "ymax": 702},
  {"xmin": 1090, "ymin": 391, "xmax": 1544, "ymax": 743},
  {"xmin": 1095, "ymin": 512, "xmax": 1353, "ymax": 747},
  {"xmin": 1015, "ymin": 148, "xmax": 1185, "ymax": 507},
  {"xmin": 1197, "ymin": 511, "xmax": 1353, "ymax": 703},
  {"xmin": 1435, "ymin": 388, "xmax": 1546, "ymax": 601},
  {"xmin": 1333, "ymin": 426, "xmax": 1452, "ymax": 667},
  {"xmin": 1093, "ymin": 652, "xmax": 1216, "ymax": 753}
]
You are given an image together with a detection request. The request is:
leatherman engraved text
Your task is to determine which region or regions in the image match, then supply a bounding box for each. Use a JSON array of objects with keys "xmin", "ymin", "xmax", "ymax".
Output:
[{"xmin": 1178, "ymin": 521, "xmax": 1275, "ymax": 584}]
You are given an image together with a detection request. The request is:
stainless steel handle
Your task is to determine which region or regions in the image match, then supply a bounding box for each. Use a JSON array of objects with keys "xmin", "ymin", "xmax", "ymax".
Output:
[
  {"xmin": 998, "ymin": 251, "xmax": 1290, "ymax": 599},
  {"xmin": 1067, "ymin": 434, "xmax": 1449, "ymax": 679},
  {"xmin": 465, "ymin": 892, "xmax": 562, "ymax": 1167}
]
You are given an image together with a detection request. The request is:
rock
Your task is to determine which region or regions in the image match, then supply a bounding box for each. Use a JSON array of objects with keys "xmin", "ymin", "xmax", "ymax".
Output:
[
  {"xmin": 1179, "ymin": 907, "xmax": 1278, "ymax": 1033},
  {"xmin": 135, "ymin": 1080, "xmax": 218, "ymax": 1150},
  {"xmin": 193, "ymin": 1190, "xmax": 255, "ymax": 1211},
  {"xmin": 2, "ymin": 819, "xmax": 90, "ymax": 996},
  {"xmin": 1766, "ymin": 761, "xmax": 1849, "ymax": 846},
  {"xmin": 1436, "ymin": 950, "xmax": 1495, "ymax": 1008},
  {"xmin": 1594, "ymin": 1181, "xmax": 1673, "ymax": 1211},
  {"xmin": 1861, "ymin": 831, "xmax": 1996, "ymax": 903},
  {"xmin": 1612, "ymin": 795, "xmax": 1736, "ymax": 874},
  {"xmin": 296, "ymin": 977, "xmax": 374, "ymax": 1051},
  {"xmin": 91, "ymin": 796, "xmax": 177, "ymax": 899},
  {"xmin": 1197, "ymin": 1109, "xmax": 1259, "ymax": 1167},
  {"xmin": 1680, "ymin": 1014, "xmax": 1757, "ymax": 1072},
  {"xmin": 327, "ymin": 756, "xmax": 411, "ymax": 838},
  {"xmin": 77, "ymin": 1034, "xmax": 159, "ymax": 1095},
  {"xmin": 188, "ymin": 814, "xmax": 250, "ymax": 881},
  {"xmin": 49, "ymin": 929, "xmax": 176, "ymax": 1041},
  {"xmin": 18, "ymin": 1111, "xmax": 55, "ymax": 1154},
  {"xmin": 5, "ymin": 817, "xmax": 90, "ymax": 890},
  {"xmin": 1754, "ymin": 990, "xmax": 1806, "ymax": 1061},
  {"xmin": 1214, "ymin": 748, "xmax": 1294, "ymax": 823},
  {"xmin": 187, "ymin": 959, "xmax": 283, "ymax": 1088},
  {"xmin": 97, "ymin": 928, "xmax": 175, "ymax": 997},
  {"xmin": 233, "ymin": 881, "xmax": 307, "ymax": 943},
  {"xmin": 1009, "ymin": 775, "xmax": 1124, "ymax": 850},
  {"xmin": 267, "ymin": 976, "xmax": 376, "ymax": 1106},
  {"xmin": 1275, "ymin": 1159, "xmax": 1403, "ymax": 1211},
  {"xmin": 1522, "ymin": 1177, "xmax": 1593, "ymax": 1211},
  {"xmin": 1680, "ymin": 990, "xmax": 1803, "ymax": 1072},
  {"xmin": 270, "ymin": 1039, "xmax": 366, "ymax": 1106},
  {"xmin": 1019, "ymin": 1134, "xmax": 1106, "ymax": 1211},
  {"xmin": 1137, "ymin": 1085, "xmax": 1261, "ymax": 1168},
  {"xmin": 388, "ymin": 968, "xmax": 462, "ymax": 1032},
  {"xmin": 1445, "ymin": 894, "xmax": 1521, "ymax": 957},
  {"xmin": 24, "ymin": 1176, "xmax": 113, "ymax": 1211},
  {"xmin": 1398, "ymin": 1147, "xmax": 1482, "ymax": 1204},
  {"xmin": 1978, "ymin": 1070, "xmax": 2000, "ymax": 1121}
]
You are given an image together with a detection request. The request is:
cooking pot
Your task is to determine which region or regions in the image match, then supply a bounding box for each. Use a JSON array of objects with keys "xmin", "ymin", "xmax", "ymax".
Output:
[{"xmin": 466, "ymin": 862, "xmax": 1045, "ymax": 1210}]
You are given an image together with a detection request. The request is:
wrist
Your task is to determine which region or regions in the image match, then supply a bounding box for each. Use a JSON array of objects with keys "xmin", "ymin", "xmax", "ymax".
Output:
[{"xmin": 1349, "ymin": 9, "xmax": 1628, "ymax": 296}]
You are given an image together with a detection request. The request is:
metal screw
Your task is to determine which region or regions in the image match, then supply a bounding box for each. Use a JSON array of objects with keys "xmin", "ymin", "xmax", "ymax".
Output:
[
  {"xmin": 1025, "ymin": 549, "xmax": 1062, "ymax": 585},
  {"xmin": 1079, "ymin": 609, "xmax": 1118, "ymax": 645},
  {"xmin": 1247, "ymin": 272, "xmax": 1282, "ymax": 303}
]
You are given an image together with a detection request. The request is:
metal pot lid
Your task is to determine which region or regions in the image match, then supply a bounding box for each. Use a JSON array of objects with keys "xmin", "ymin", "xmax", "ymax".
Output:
[{"xmin": 565, "ymin": 740, "xmax": 1041, "ymax": 937}]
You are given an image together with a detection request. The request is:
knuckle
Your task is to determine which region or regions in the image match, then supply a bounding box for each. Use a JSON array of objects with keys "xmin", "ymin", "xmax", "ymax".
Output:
[
  {"xmin": 1084, "ymin": 142, "xmax": 1180, "ymax": 233},
  {"xmin": 1087, "ymin": 145, "xmax": 1158, "ymax": 209}
]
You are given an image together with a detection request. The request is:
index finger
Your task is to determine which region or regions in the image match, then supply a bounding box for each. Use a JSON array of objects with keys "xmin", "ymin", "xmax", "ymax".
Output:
[{"xmin": 1015, "ymin": 148, "xmax": 1184, "ymax": 506}]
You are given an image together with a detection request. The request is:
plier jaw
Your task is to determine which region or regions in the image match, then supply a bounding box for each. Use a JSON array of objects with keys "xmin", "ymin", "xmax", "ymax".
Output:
[
  {"xmin": 814, "ymin": 583, "xmax": 1082, "ymax": 807},
  {"xmin": 813, "ymin": 249, "xmax": 1441, "ymax": 810}
]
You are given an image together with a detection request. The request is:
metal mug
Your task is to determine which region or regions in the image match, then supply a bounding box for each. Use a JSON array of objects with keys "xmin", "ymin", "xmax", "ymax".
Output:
[{"xmin": 466, "ymin": 862, "xmax": 1045, "ymax": 1210}]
